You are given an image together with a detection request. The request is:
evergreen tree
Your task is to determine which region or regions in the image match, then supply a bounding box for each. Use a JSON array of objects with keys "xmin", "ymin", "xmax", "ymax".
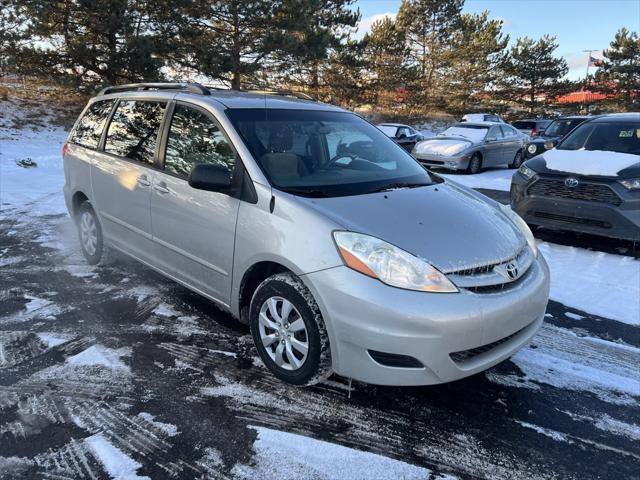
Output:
[
  {"xmin": 595, "ymin": 27, "xmax": 640, "ymax": 111},
  {"xmin": 500, "ymin": 35, "xmax": 568, "ymax": 113},
  {"xmin": 396, "ymin": 0, "xmax": 464, "ymax": 108},
  {"xmin": 446, "ymin": 12, "xmax": 508, "ymax": 114},
  {"xmin": 6, "ymin": 0, "xmax": 165, "ymax": 89},
  {"xmin": 361, "ymin": 16, "xmax": 413, "ymax": 108}
]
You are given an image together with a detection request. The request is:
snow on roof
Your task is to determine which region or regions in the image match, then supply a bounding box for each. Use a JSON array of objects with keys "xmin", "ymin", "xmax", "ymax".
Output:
[{"xmin": 543, "ymin": 149, "xmax": 639, "ymax": 177}]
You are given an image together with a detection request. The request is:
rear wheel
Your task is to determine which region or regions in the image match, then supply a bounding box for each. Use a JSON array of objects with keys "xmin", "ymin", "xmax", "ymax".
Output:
[
  {"xmin": 76, "ymin": 201, "xmax": 110, "ymax": 265},
  {"xmin": 510, "ymin": 149, "xmax": 524, "ymax": 169},
  {"xmin": 466, "ymin": 153, "xmax": 482, "ymax": 174},
  {"xmin": 249, "ymin": 273, "xmax": 331, "ymax": 386}
]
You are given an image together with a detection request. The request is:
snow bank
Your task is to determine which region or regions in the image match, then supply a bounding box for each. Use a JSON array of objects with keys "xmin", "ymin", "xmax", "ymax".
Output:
[
  {"xmin": 232, "ymin": 426, "xmax": 435, "ymax": 480},
  {"xmin": 543, "ymin": 149, "xmax": 639, "ymax": 177},
  {"xmin": 441, "ymin": 169, "xmax": 514, "ymax": 191},
  {"xmin": 538, "ymin": 241, "xmax": 640, "ymax": 325},
  {"xmin": 86, "ymin": 434, "xmax": 150, "ymax": 480}
]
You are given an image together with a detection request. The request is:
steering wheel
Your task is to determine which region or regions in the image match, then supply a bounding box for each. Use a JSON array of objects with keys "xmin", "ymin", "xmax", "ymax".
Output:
[{"xmin": 327, "ymin": 152, "xmax": 356, "ymax": 167}]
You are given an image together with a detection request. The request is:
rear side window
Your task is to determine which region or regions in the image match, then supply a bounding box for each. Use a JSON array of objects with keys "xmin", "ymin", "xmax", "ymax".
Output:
[
  {"xmin": 164, "ymin": 104, "xmax": 236, "ymax": 178},
  {"xmin": 105, "ymin": 100, "xmax": 166, "ymax": 164},
  {"xmin": 500, "ymin": 125, "xmax": 517, "ymax": 137},
  {"xmin": 71, "ymin": 100, "xmax": 114, "ymax": 149},
  {"xmin": 513, "ymin": 121, "xmax": 534, "ymax": 129}
]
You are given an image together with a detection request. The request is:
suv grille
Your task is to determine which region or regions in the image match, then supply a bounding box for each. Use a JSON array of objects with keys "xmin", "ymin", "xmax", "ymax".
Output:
[
  {"xmin": 532, "ymin": 211, "xmax": 611, "ymax": 229},
  {"xmin": 527, "ymin": 179, "xmax": 621, "ymax": 206}
]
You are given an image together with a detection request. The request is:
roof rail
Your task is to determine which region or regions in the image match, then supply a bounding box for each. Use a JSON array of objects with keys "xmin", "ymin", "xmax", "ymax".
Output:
[
  {"xmin": 97, "ymin": 82, "xmax": 211, "ymax": 96},
  {"xmin": 246, "ymin": 89, "xmax": 315, "ymax": 101}
]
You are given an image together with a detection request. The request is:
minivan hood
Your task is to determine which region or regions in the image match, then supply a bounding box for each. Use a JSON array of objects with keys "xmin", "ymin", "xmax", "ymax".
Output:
[{"xmin": 298, "ymin": 182, "xmax": 524, "ymax": 273}]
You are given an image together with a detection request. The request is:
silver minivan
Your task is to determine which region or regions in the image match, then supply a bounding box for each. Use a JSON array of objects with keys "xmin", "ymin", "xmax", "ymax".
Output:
[{"xmin": 63, "ymin": 83, "xmax": 550, "ymax": 386}]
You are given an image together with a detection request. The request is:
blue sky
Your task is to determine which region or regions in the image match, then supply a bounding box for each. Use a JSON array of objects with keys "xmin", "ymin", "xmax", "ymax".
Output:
[{"xmin": 352, "ymin": 0, "xmax": 640, "ymax": 80}]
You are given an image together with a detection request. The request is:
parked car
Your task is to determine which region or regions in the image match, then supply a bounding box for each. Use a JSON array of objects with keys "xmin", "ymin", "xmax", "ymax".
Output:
[
  {"xmin": 511, "ymin": 113, "xmax": 640, "ymax": 241},
  {"xmin": 64, "ymin": 82, "xmax": 549, "ymax": 387},
  {"xmin": 412, "ymin": 122, "xmax": 528, "ymax": 174},
  {"xmin": 523, "ymin": 116, "xmax": 590, "ymax": 162},
  {"xmin": 376, "ymin": 123, "xmax": 425, "ymax": 151},
  {"xmin": 462, "ymin": 113, "xmax": 505, "ymax": 123},
  {"xmin": 512, "ymin": 119, "xmax": 552, "ymax": 137}
]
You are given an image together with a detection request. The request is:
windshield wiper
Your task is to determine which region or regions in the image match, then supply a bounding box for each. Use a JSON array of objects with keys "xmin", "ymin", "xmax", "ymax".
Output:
[
  {"xmin": 278, "ymin": 187, "xmax": 337, "ymax": 198},
  {"xmin": 366, "ymin": 182, "xmax": 430, "ymax": 194}
]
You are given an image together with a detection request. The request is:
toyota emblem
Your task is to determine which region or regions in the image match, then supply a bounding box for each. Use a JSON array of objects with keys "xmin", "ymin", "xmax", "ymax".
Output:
[
  {"xmin": 505, "ymin": 261, "xmax": 519, "ymax": 280},
  {"xmin": 565, "ymin": 177, "xmax": 579, "ymax": 188}
]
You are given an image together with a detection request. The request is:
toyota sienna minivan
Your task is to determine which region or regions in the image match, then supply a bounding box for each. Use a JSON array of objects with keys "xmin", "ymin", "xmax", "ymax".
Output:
[{"xmin": 63, "ymin": 83, "xmax": 550, "ymax": 386}]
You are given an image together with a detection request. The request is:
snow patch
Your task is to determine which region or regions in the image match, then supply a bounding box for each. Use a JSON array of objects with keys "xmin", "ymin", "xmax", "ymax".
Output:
[
  {"xmin": 85, "ymin": 433, "xmax": 150, "ymax": 480},
  {"xmin": 441, "ymin": 169, "xmax": 514, "ymax": 191},
  {"xmin": 515, "ymin": 420, "xmax": 570, "ymax": 442},
  {"xmin": 564, "ymin": 312, "xmax": 585, "ymax": 320},
  {"xmin": 595, "ymin": 415, "xmax": 640, "ymax": 441},
  {"xmin": 153, "ymin": 303, "xmax": 180, "ymax": 318},
  {"xmin": 543, "ymin": 149, "xmax": 639, "ymax": 177},
  {"xmin": 137, "ymin": 412, "xmax": 179, "ymax": 437},
  {"xmin": 36, "ymin": 332, "xmax": 71, "ymax": 348},
  {"xmin": 232, "ymin": 426, "xmax": 433, "ymax": 480},
  {"xmin": 538, "ymin": 241, "xmax": 640, "ymax": 325},
  {"xmin": 67, "ymin": 345, "xmax": 130, "ymax": 371}
]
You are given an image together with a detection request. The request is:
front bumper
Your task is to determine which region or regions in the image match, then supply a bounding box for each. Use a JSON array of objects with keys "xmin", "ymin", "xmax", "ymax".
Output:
[
  {"xmin": 413, "ymin": 153, "xmax": 470, "ymax": 171},
  {"xmin": 302, "ymin": 256, "xmax": 550, "ymax": 386},
  {"xmin": 511, "ymin": 173, "xmax": 640, "ymax": 241}
]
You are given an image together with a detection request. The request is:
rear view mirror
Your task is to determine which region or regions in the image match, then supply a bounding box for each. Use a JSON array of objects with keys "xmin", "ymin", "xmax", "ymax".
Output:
[{"xmin": 188, "ymin": 164, "xmax": 232, "ymax": 193}]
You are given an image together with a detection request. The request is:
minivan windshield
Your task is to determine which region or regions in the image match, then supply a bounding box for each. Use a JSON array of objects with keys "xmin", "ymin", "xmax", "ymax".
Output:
[
  {"xmin": 226, "ymin": 109, "xmax": 434, "ymax": 197},
  {"xmin": 557, "ymin": 121, "xmax": 640, "ymax": 155}
]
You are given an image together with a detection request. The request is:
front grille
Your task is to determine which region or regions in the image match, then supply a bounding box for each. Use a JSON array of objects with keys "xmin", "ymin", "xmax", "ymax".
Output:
[
  {"xmin": 449, "ymin": 323, "xmax": 531, "ymax": 365},
  {"xmin": 420, "ymin": 159, "xmax": 445, "ymax": 165},
  {"xmin": 532, "ymin": 211, "xmax": 611, "ymax": 229},
  {"xmin": 527, "ymin": 179, "xmax": 622, "ymax": 206}
]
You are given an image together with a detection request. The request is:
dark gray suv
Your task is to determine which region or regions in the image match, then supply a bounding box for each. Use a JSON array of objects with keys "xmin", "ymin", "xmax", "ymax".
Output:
[{"xmin": 511, "ymin": 113, "xmax": 640, "ymax": 241}]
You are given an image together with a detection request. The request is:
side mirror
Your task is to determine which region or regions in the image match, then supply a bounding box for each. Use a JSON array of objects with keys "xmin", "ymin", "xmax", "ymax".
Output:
[{"xmin": 188, "ymin": 164, "xmax": 232, "ymax": 193}]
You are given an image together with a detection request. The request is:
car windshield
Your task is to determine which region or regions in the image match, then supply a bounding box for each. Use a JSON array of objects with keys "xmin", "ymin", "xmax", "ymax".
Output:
[
  {"xmin": 440, "ymin": 125, "xmax": 488, "ymax": 142},
  {"xmin": 226, "ymin": 109, "xmax": 434, "ymax": 197},
  {"xmin": 377, "ymin": 125, "xmax": 398, "ymax": 137},
  {"xmin": 544, "ymin": 119, "xmax": 583, "ymax": 137},
  {"xmin": 557, "ymin": 121, "xmax": 640, "ymax": 155}
]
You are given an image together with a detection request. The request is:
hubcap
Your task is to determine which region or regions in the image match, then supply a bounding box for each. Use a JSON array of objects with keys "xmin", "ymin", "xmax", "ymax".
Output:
[
  {"xmin": 80, "ymin": 211, "xmax": 98, "ymax": 256},
  {"xmin": 258, "ymin": 296, "xmax": 309, "ymax": 371}
]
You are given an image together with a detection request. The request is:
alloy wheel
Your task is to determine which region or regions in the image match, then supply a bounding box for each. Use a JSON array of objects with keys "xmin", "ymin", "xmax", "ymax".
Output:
[{"xmin": 80, "ymin": 211, "xmax": 98, "ymax": 256}]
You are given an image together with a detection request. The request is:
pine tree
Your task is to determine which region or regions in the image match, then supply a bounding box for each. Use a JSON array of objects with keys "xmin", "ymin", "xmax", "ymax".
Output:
[
  {"xmin": 7, "ymin": 0, "xmax": 165, "ymax": 89},
  {"xmin": 499, "ymin": 35, "xmax": 568, "ymax": 113},
  {"xmin": 595, "ymin": 28, "xmax": 640, "ymax": 111}
]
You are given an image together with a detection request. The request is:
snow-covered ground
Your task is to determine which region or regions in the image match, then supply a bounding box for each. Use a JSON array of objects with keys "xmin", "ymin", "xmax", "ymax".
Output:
[
  {"xmin": 1, "ymin": 101, "xmax": 639, "ymax": 479},
  {"xmin": 440, "ymin": 168, "xmax": 515, "ymax": 191}
]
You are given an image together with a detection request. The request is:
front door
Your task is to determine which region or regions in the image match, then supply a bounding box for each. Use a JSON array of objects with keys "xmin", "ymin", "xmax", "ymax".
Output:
[
  {"xmin": 499, "ymin": 125, "xmax": 522, "ymax": 165},
  {"xmin": 150, "ymin": 102, "xmax": 240, "ymax": 304},
  {"xmin": 93, "ymin": 99, "xmax": 166, "ymax": 262},
  {"xmin": 484, "ymin": 125, "xmax": 504, "ymax": 166}
]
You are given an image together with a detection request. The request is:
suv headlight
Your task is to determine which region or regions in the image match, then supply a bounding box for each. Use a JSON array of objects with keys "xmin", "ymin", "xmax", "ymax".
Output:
[
  {"xmin": 333, "ymin": 231, "xmax": 458, "ymax": 293},
  {"xmin": 518, "ymin": 164, "xmax": 536, "ymax": 180},
  {"xmin": 499, "ymin": 204, "xmax": 538, "ymax": 257},
  {"xmin": 619, "ymin": 178, "xmax": 640, "ymax": 190}
]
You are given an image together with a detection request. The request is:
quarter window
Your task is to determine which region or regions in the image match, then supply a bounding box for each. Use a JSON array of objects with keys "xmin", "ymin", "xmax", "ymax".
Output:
[
  {"xmin": 488, "ymin": 126, "xmax": 504, "ymax": 139},
  {"xmin": 164, "ymin": 105, "xmax": 236, "ymax": 178},
  {"xmin": 71, "ymin": 100, "xmax": 114, "ymax": 149},
  {"xmin": 105, "ymin": 100, "xmax": 166, "ymax": 164}
]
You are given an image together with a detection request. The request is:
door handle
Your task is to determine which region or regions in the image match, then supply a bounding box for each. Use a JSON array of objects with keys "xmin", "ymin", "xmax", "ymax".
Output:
[
  {"xmin": 137, "ymin": 175, "xmax": 151, "ymax": 187},
  {"xmin": 153, "ymin": 182, "xmax": 170, "ymax": 194}
]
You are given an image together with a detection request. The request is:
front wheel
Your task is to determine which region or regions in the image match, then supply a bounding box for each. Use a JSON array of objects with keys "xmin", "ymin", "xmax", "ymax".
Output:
[
  {"xmin": 510, "ymin": 149, "xmax": 524, "ymax": 169},
  {"xmin": 249, "ymin": 273, "xmax": 332, "ymax": 386},
  {"xmin": 466, "ymin": 153, "xmax": 482, "ymax": 174}
]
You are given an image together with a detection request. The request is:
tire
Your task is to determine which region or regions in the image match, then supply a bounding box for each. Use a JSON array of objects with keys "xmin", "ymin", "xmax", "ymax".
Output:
[
  {"xmin": 76, "ymin": 201, "xmax": 110, "ymax": 265},
  {"xmin": 509, "ymin": 149, "xmax": 524, "ymax": 169},
  {"xmin": 466, "ymin": 153, "xmax": 482, "ymax": 174},
  {"xmin": 249, "ymin": 272, "xmax": 332, "ymax": 386}
]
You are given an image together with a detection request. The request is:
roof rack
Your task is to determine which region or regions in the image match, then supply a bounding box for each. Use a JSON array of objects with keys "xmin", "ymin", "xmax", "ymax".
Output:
[
  {"xmin": 246, "ymin": 89, "xmax": 315, "ymax": 101},
  {"xmin": 97, "ymin": 82, "xmax": 211, "ymax": 96}
]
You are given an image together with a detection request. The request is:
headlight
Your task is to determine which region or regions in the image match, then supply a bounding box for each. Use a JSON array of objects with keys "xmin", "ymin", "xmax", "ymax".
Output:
[
  {"xmin": 518, "ymin": 164, "xmax": 536, "ymax": 180},
  {"xmin": 619, "ymin": 178, "xmax": 640, "ymax": 190},
  {"xmin": 333, "ymin": 231, "xmax": 458, "ymax": 293},
  {"xmin": 499, "ymin": 204, "xmax": 538, "ymax": 257},
  {"xmin": 544, "ymin": 141, "xmax": 555, "ymax": 150},
  {"xmin": 527, "ymin": 144, "xmax": 537, "ymax": 154}
]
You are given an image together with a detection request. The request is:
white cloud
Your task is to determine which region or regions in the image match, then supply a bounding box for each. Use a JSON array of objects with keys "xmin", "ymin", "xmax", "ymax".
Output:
[{"xmin": 354, "ymin": 12, "xmax": 397, "ymax": 39}]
